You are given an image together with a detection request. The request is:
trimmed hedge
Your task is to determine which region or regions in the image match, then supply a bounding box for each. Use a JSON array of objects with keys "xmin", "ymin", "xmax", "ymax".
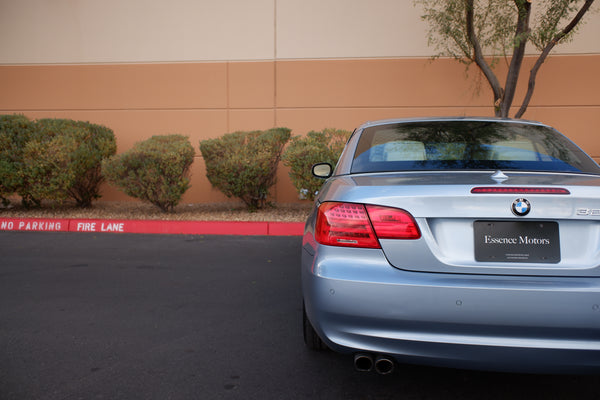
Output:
[
  {"xmin": 199, "ymin": 128, "xmax": 291, "ymax": 210},
  {"xmin": 19, "ymin": 131, "xmax": 79, "ymax": 206},
  {"xmin": 282, "ymin": 128, "xmax": 351, "ymax": 200},
  {"xmin": 0, "ymin": 116, "xmax": 116, "ymax": 208},
  {"xmin": 34, "ymin": 119, "xmax": 117, "ymax": 207},
  {"xmin": 0, "ymin": 114, "xmax": 37, "ymax": 206},
  {"xmin": 102, "ymin": 135, "xmax": 195, "ymax": 212},
  {"xmin": 2, "ymin": 115, "xmax": 353, "ymax": 209}
]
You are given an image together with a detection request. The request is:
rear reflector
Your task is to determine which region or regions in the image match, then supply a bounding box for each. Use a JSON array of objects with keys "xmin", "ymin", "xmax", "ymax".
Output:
[
  {"xmin": 471, "ymin": 187, "xmax": 570, "ymax": 194},
  {"xmin": 315, "ymin": 202, "xmax": 420, "ymax": 248}
]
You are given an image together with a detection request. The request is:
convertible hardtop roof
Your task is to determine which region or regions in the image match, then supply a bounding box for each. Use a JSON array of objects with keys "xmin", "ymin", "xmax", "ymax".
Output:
[{"xmin": 357, "ymin": 117, "xmax": 549, "ymax": 130}]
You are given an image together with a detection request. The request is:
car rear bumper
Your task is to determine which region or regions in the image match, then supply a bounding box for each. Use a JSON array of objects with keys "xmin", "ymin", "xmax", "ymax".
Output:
[{"xmin": 302, "ymin": 245, "xmax": 600, "ymax": 373}]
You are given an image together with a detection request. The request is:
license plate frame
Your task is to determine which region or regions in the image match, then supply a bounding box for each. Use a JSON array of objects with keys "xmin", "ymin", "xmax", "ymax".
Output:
[{"xmin": 474, "ymin": 221, "xmax": 560, "ymax": 263}]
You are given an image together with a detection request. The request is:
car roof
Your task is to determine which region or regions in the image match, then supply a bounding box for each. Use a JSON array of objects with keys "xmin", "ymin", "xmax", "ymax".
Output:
[{"xmin": 357, "ymin": 117, "xmax": 549, "ymax": 130}]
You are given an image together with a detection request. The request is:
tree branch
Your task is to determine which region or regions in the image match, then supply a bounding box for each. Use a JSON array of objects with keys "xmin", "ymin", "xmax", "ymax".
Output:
[
  {"xmin": 515, "ymin": 0, "xmax": 595, "ymax": 118},
  {"xmin": 465, "ymin": 0, "xmax": 504, "ymax": 115}
]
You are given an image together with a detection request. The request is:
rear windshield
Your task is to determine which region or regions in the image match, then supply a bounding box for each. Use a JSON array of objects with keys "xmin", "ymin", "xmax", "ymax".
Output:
[{"xmin": 351, "ymin": 121, "xmax": 600, "ymax": 174}]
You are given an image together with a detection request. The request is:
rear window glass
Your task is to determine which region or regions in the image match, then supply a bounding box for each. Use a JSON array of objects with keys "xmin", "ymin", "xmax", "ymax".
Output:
[{"xmin": 351, "ymin": 121, "xmax": 600, "ymax": 174}]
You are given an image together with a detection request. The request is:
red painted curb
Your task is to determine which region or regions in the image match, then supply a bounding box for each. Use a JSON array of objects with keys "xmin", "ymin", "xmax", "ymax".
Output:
[
  {"xmin": 268, "ymin": 222, "xmax": 305, "ymax": 236},
  {"xmin": 0, "ymin": 217, "xmax": 304, "ymax": 236}
]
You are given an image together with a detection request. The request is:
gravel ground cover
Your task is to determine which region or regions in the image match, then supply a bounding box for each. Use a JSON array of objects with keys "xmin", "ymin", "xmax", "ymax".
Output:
[{"xmin": 0, "ymin": 201, "xmax": 313, "ymax": 222}]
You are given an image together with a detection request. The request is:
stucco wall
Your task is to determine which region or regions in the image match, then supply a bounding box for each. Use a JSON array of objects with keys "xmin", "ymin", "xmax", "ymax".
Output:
[{"xmin": 1, "ymin": 1, "xmax": 599, "ymax": 203}]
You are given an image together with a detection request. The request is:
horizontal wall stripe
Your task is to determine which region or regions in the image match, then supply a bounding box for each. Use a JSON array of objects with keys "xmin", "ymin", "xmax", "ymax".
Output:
[
  {"xmin": 2, "ymin": 56, "xmax": 598, "ymax": 111},
  {"xmin": 1, "ymin": 56, "xmax": 599, "ymax": 203}
]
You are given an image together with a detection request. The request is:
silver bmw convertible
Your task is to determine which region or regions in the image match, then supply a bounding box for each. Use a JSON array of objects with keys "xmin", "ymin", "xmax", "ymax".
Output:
[{"xmin": 301, "ymin": 117, "xmax": 600, "ymax": 374}]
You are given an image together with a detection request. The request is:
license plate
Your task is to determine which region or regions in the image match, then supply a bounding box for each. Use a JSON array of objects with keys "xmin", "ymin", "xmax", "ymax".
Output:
[{"xmin": 474, "ymin": 221, "xmax": 560, "ymax": 263}]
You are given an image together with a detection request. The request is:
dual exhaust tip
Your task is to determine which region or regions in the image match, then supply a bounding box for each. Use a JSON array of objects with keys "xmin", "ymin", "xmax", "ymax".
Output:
[{"xmin": 354, "ymin": 353, "xmax": 395, "ymax": 375}]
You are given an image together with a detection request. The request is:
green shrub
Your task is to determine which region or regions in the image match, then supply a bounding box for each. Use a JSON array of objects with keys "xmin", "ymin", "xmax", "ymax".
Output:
[
  {"xmin": 102, "ymin": 135, "xmax": 195, "ymax": 212},
  {"xmin": 199, "ymin": 128, "xmax": 291, "ymax": 210},
  {"xmin": 0, "ymin": 114, "xmax": 37, "ymax": 206},
  {"xmin": 19, "ymin": 132, "xmax": 78, "ymax": 207},
  {"xmin": 34, "ymin": 119, "xmax": 117, "ymax": 207},
  {"xmin": 282, "ymin": 128, "xmax": 351, "ymax": 200}
]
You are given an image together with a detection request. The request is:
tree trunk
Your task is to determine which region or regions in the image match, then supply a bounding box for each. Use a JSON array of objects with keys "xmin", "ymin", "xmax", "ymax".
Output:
[{"xmin": 499, "ymin": 1, "xmax": 531, "ymax": 118}]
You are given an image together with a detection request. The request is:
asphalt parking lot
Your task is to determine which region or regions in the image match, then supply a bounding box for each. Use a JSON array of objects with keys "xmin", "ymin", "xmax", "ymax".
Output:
[{"xmin": 1, "ymin": 232, "xmax": 598, "ymax": 399}]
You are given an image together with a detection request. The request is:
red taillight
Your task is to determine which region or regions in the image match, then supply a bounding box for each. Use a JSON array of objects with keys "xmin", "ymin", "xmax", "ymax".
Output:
[
  {"xmin": 365, "ymin": 205, "xmax": 422, "ymax": 240},
  {"xmin": 315, "ymin": 202, "xmax": 420, "ymax": 248},
  {"xmin": 316, "ymin": 203, "xmax": 379, "ymax": 248},
  {"xmin": 471, "ymin": 187, "xmax": 570, "ymax": 194}
]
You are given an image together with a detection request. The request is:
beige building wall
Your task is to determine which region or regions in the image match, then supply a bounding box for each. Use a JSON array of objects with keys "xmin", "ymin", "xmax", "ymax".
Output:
[
  {"xmin": 1, "ymin": 0, "xmax": 599, "ymax": 204},
  {"xmin": 2, "ymin": 0, "xmax": 599, "ymax": 63},
  {"xmin": 0, "ymin": 0, "xmax": 276, "ymax": 63}
]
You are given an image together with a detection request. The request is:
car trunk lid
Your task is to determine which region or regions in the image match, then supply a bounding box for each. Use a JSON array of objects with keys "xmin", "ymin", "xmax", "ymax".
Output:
[{"xmin": 322, "ymin": 171, "xmax": 600, "ymax": 277}]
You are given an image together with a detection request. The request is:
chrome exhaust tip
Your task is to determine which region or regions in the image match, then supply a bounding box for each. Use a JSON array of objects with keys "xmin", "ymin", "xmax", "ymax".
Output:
[
  {"xmin": 374, "ymin": 356, "xmax": 395, "ymax": 375},
  {"xmin": 354, "ymin": 353, "xmax": 374, "ymax": 372}
]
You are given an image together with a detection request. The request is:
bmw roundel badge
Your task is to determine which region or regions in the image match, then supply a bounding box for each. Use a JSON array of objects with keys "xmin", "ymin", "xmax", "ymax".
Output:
[{"xmin": 512, "ymin": 198, "xmax": 531, "ymax": 216}]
